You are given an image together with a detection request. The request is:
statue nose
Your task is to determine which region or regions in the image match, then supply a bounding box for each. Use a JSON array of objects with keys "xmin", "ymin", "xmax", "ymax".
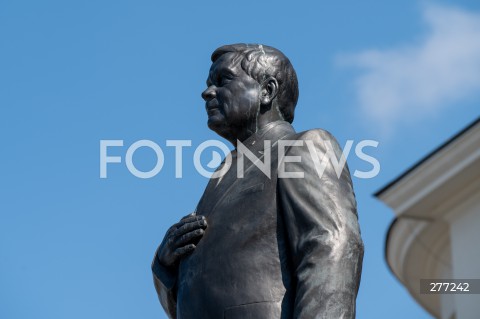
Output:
[{"xmin": 202, "ymin": 86, "xmax": 216, "ymax": 101}]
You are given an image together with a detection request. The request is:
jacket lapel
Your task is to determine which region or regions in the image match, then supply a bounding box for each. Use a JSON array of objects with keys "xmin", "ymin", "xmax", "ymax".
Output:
[{"xmin": 196, "ymin": 121, "xmax": 295, "ymax": 216}]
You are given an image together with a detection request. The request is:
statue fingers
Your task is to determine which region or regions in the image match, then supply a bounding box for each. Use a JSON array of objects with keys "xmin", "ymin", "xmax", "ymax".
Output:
[
  {"xmin": 173, "ymin": 218, "xmax": 207, "ymax": 238},
  {"xmin": 175, "ymin": 228, "xmax": 205, "ymax": 247},
  {"xmin": 175, "ymin": 215, "xmax": 205, "ymax": 229},
  {"xmin": 174, "ymin": 244, "xmax": 196, "ymax": 258}
]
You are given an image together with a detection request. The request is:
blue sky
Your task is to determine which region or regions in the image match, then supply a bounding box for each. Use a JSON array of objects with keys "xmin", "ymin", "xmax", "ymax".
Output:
[{"xmin": 1, "ymin": 1, "xmax": 480, "ymax": 318}]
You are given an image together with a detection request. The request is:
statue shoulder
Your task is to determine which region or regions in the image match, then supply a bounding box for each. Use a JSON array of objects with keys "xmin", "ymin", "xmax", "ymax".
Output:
[{"xmin": 288, "ymin": 128, "xmax": 339, "ymax": 146}]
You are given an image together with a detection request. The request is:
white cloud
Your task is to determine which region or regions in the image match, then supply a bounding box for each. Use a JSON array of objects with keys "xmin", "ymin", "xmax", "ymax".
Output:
[{"xmin": 339, "ymin": 4, "xmax": 480, "ymax": 134}]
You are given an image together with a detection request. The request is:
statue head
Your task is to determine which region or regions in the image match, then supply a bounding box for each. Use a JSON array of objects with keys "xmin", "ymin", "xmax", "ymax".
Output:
[{"xmin": 202, "ymin": 44, "xmax": 299, "ymax": 144}]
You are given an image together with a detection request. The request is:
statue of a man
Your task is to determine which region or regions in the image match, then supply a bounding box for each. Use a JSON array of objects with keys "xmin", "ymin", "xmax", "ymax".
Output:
[{"xmin": 152, "ymin": 44, "xmax": 364, "ymax": 319}]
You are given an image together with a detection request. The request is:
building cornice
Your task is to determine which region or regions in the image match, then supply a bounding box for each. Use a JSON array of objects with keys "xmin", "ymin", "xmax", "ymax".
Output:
[{"xmin": 376, "ymin": 118, "xmax": 480, "ymax": 318}]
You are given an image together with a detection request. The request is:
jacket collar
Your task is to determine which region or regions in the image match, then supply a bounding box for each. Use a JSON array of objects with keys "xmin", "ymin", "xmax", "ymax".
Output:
[
  {"xmin": 196, "ymin": 121, "xmax": 295, "ymax": 215},
  {"xmin": 233, "ymin": 120, "xmax": 296, "ymax": 158}
]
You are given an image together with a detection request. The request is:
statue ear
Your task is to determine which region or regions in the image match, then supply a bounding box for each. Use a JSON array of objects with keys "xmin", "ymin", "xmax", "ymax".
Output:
[{"xmin": 260, "ymin": 77, "xmax": 278, "ymax": 105}]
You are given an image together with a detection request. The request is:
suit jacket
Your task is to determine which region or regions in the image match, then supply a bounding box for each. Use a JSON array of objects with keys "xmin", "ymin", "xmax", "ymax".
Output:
[{"xmin": 152, "ymin": 121, "xmax": 364, "ymax": 319}]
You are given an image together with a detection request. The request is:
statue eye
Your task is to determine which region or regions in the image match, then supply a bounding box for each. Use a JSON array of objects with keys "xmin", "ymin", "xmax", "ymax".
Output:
[
  {"xmin": 215, "ymin": 77, "xmax": 225, "ymax": 86},
  {"xmin": 218, "ymin": 74, "xmax": 233, "ymax": 86}
]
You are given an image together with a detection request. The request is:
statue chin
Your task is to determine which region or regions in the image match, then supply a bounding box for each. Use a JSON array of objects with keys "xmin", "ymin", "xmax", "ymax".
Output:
[{"xmin": 207, "ymin": 119, "xmax": 230, "ymax": 139}]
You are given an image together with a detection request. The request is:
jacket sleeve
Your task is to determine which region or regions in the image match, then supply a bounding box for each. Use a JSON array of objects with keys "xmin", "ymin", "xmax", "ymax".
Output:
[
  {"xmin": 151, "ymin": 250, "xmax": 177, "ymax": 319},
  {"xmin": 278, "ymin": 129, "xmax": 364, "ymax": 319}
]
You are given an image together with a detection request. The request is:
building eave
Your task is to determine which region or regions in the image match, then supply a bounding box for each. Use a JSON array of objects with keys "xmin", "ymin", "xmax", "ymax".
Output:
[
  {"xmin": 374, "ymin": 117, "xmax": 480, "ymax": 198},
  {"xmin": 376, "ymin": 117, "xmax": 480, "ymax": 318}
]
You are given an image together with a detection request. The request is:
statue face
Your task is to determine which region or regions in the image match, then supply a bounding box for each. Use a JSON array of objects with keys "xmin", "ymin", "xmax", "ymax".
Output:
[{"xmin": 202, "ymin": 53, "xmax": 262, "ymax": 141}]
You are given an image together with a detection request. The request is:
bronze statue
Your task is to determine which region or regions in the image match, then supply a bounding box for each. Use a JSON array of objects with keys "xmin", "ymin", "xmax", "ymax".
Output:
[{"xmin": 152, "ymin": 44, "xmax": 364, "ymax": 318}]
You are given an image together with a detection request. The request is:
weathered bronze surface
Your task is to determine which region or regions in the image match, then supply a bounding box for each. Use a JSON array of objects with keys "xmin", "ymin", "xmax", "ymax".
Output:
[{"xmin": 152, "ymin": 44, "xmax": 364, "ymax": 318}]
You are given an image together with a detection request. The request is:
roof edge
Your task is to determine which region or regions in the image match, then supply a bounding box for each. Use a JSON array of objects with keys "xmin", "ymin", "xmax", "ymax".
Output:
[{"xmin": 374, "ymin": 117, "xmax": 480, "ymax": 197}]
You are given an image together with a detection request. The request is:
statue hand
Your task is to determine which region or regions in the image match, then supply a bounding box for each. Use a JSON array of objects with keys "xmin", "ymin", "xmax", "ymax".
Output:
[{"xmin": 156, "ymin": 213, "xmax": 207, "ymax": 269}]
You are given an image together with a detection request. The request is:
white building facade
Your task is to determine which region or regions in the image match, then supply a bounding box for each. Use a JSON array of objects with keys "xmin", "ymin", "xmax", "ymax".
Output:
[{"xmin": 375, "ymin": 118, "xmax": 480, "ymax": 319}]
